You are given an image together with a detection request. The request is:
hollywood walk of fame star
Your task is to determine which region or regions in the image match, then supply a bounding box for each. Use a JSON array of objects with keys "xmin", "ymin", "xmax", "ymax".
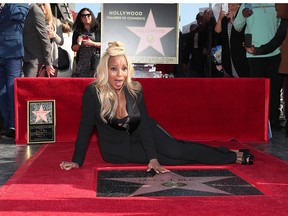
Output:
[
  {"xmin": 105, "ymin": 171, "xmax": 234, "ymax": 197},
  {"xmin": 32, "ymin": 105, "xmax": 51, "ymax": 123},
  {"xmin": 127, "ymin": 9, "xmax": 174, "ymax": 56}
]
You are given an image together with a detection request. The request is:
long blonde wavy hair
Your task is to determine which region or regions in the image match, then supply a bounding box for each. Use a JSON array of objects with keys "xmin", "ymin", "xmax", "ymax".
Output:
[{"xmin": 95, "ymin": 41, "xmax": 141, "ymax": 123}]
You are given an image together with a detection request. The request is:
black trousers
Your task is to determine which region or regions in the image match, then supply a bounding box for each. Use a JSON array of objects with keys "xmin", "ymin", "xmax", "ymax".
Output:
[
  {"xmin": 248, "ymin": 54, "xmax": 282, "ymax": 126},
  {"xmin": 129, "ymin": 118, "xmax": 237, "ymax": 165}
]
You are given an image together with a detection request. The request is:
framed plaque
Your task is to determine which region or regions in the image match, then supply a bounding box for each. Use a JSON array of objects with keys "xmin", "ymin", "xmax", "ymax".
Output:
[{"xmin": 27, "ymin": 100, "xmax": 56, "ymax": 144}]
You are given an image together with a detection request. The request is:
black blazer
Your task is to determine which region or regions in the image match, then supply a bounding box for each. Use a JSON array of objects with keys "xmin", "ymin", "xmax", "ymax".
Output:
[
  {"xmin": 72, "ymin": 82, "xmax": 158, "ymax": 166},
  {"xmin": 218, "ymin": 16, "xmax": 250, "ymax": 77}
]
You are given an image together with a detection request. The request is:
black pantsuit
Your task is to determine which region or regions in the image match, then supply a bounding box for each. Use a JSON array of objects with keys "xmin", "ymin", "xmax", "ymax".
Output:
[
  {"xmin": 72, "ymin": 83, "xmax": 237, "ymax": 167},
  {"xmin": 129, "ymin": 118, "xmax": 236, "ymax": 165}
]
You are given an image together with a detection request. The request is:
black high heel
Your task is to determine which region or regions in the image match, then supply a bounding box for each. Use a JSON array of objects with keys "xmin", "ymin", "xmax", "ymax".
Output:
[{"xmin": 241, "ymin": 151, "xmax": 254, "ymax": 165}]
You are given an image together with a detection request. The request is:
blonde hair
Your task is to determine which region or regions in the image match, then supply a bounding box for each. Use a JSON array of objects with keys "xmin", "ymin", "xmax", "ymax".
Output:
[
  {"xmin": 45, "ymin": 4, "xmax": 53, "ymax": 28},
  {"xmin": 37, "ymin": 3, "xmax": 53, "ymax": 29},
  {"xmin": 62, "ymin": 19, "xmax": 73, "ymax": 35},
  {"xmin": 95, "ymin": 41, "xmax": 141, "ymax": 123}
]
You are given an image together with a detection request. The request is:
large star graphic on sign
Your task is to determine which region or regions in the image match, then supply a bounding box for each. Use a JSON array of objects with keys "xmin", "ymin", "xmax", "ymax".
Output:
[
  {"xmin": 32, "ymin": 105, "xmax": 51, "ymax": 123},
  {"xmin": 127, "ymin": 9, "xmax": 174, "ymax": 56},
  {"xmin": 105, "ymin": 171, "xmax": 233, "ymax": 197}
]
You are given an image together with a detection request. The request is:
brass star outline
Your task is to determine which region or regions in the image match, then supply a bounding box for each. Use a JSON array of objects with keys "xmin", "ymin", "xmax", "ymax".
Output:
[{"xmin": 105, "ymin": 171, "xmax": 234, "ymax": 197}]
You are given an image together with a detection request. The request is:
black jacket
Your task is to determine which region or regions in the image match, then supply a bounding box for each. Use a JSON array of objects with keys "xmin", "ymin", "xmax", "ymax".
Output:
[
  {"xmin": 72, "ymin": 83, "xmax": 157, "ymax": 166},
  {"xmin": 217, "ymin": 16, "xmax": 250, "ymax": 77}
]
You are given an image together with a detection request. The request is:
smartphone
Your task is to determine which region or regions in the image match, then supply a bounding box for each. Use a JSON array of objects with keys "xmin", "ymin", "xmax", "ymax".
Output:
[
  {"xmin": 82, "ymin": 35, "xmax": 89, "ymax": 41},
  {"xmin": 222, "ymin": 3, "xmax": 229, "ymax": 14},
  {"xmin": 245, "ymin": 3, "xmax": 253, "ymax": 11},
  {"xmin": 244, "ymin": 34, "xmax": 252, "ymax": 47}
]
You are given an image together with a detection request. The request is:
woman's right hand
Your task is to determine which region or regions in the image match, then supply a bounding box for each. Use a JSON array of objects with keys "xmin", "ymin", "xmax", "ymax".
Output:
[
  {"xmin": 46, "ymin": 65, "xmax": 55, "ymax": 76},
  {"xmin": 77, "ymin": 36, "xmax": 83, "ymax": 46},
  {"xmin": 59, "ymin": 161, "xmax": 79, "ymax": 170},
  {"xmin": 147, "ymin": 159, "xmax": 170, "ymax": 174},
  {"xmin": 47, "ymin": 28, "xmax": 56, "ymax": 39}
]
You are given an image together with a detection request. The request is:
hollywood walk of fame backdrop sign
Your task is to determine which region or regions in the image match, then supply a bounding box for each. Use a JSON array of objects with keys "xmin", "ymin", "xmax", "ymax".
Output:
[
  {"xmin": 27, "ymin": 100, "xmax": 56, "ymax": 144},
  {"xmin": 101, "ymin": 3, "xmax": 179, "ymax": 64},
  {"xmin": 96, "ymin": 169, "xmax": 263, "ymax": 197}
]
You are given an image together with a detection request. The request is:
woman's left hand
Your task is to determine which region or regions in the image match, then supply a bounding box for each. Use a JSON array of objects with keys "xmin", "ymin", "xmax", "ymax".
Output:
[
  {"xmin": 147, "ymin": 159, "xmax": 170, "ymax": 174},
  {"xmin": 47, "ymin": 29, "xmax": 56, "ymax": 39}
]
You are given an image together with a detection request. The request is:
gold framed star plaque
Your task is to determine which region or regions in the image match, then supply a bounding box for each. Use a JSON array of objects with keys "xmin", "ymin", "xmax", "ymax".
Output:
[{"xmin": 27, "ymin": 100, "xmax": 56, "ymax": 144}]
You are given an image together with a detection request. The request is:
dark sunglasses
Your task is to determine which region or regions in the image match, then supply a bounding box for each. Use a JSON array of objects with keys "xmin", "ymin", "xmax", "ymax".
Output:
[{"xmin": 81, "ymin": 14, "xmax": 91, "ymax": 18}]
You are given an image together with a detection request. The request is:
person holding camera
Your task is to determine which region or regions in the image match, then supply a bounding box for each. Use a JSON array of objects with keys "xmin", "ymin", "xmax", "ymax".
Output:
[
  {"xmin": 214, "ymin": 3, "xmax": 250, "ymax": 78},
  {"xmin": 71, "ymin": 7, "xmax": 101, "ymax": 77}
]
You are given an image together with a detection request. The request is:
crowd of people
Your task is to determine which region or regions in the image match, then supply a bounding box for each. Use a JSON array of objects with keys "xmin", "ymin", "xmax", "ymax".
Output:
[
  {"xmin": 177, "ymin": 3, "xmax": 288, "ymax": 136},
  {"xmin": 0, "ymin": 3, "xmax": 287, "ymax": 141}
]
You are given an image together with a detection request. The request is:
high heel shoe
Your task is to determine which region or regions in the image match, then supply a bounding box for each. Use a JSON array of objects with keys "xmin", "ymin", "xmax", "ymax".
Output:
[{"xmin": 241, "ymin": 151, "xmax": 254, "ymax": 165}]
